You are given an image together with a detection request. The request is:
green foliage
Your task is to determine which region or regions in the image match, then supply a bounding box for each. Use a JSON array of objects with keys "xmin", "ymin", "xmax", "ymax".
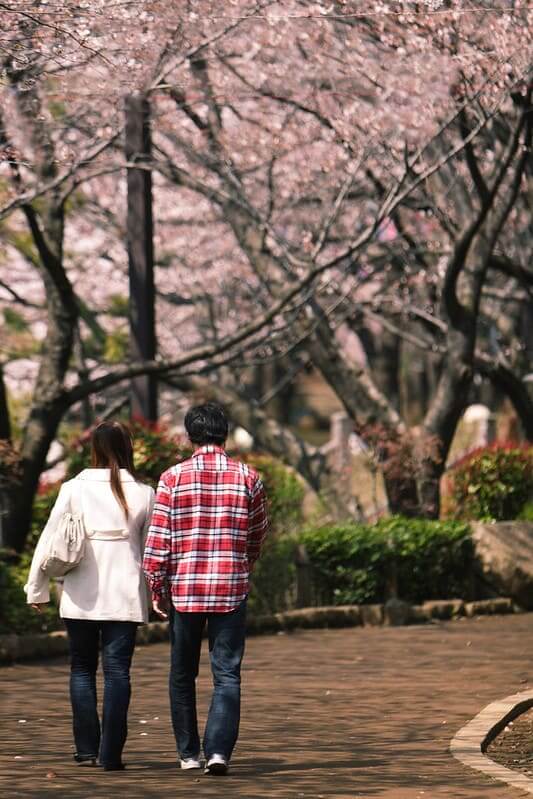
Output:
[
  {"xmin": 103, "ymin": 329, "xmax": 129, "ymax": 363},
  {"xmin": 301, "ymin": 523, "xmax": 387, "ymax": 605},
  {"xmin": 5, "ymin": 391, "xmax": 31, "ymax": 441},
  {"xmin": 518, "ymin": 502, "xmax": 533, "ymax": 522},
  {"xmin": 130, "ymin": 423, "xmax": 191, "ymax": 485},
  {"xmin": 29, "ymin": 484, "xmax": 60, "ymax": 549},
  {"xmin": 243, "ymin": 453, "xmax": 305, "ymax": 533},
  {"xmin": 48, "ymin": 99, "xmax": 67, "ymax": 120},
  {"xmin": 450, "ymin": 443, "xmax": 533, "ymax": 521},
  {"xmin": 82, "ymin": 332, "xmax": 104, "ymax": 359},
  {"xmin": 1, "ymin": 307, "xmax": 39, "ymax": 359},
  {"xmin": 248, "ymin": 536, "xmax": 296, "ymax": 616},
  {"xmin": 63, "ymin": 190, "xmax": 88, "ymax": 214},
  {"xmin": 3, "ymin": 308, "xmax": 29, "ymax": 332},
  {"xmin": 107, "ymin": 294, "xmax": 129, "ymax": 317},
  {"xmin": 4, "ymin": 229, "xmax": 39, "ymax": 264},
  {"xmin": 0, "ymin": 555, "xmax": 62, "ymax": 635},
  {"xmin": 374, "ymin": 516, "xmax": 473, "ymax": 603},
  {"xmin": 300, "ymin": 517, "xmax": 473, "ymax": 605}
]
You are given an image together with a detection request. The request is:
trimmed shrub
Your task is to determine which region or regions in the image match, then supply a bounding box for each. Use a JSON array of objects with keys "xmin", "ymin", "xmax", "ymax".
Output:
[
  {"xmin": 300, "ymin": 523, "xmax": 388, "ymax": 605},
  {"xmin": 247, "ymin": 536, "xmax": 296, "ymax": 616},
  {"xmin": 0, "ymin": 554, "xmax": 62, "ymax": 635},
  {"xmin": 233, "ymin": 455, "xmax": 304, "ymax": 614},
  {"xmin": 28, "ymin": 482, "xmax": 60, "ymax": 548},
  {"xmin": 375, "ymin": 516, "xmax": 473, "ymax": 603},
  {"xmin": 300, "ymin": 517, "xmax": 473, "ymax": 605},
  {"xmin": 1, "ymin": 482, "xmax": 63, "ymax": 635},
  {"xmin": 518, "ymin": 502, "xmax": 533, "ymax": 522},
  {"xmin": 449, "ymin": 442, "xmax": 533, "ymax": 521},
  {"xmin": 243, "ymin": 453, "xmax": 305, "ymax": 534}
]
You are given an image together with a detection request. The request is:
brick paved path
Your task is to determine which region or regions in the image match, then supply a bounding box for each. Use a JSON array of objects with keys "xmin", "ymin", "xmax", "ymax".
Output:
[{"xmin": 2, "ymin": 614, "xmax": 533, "ymax": 799}]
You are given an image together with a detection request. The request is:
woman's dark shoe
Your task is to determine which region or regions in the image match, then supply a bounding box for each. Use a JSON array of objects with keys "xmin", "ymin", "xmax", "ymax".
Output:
[
  {"xmin": 101, "ymin": 762, "xmax": 125, "ymax": 771},
  {"xmin": 74, "ymin": 754, "xmax": 97, "ymax": 766}
]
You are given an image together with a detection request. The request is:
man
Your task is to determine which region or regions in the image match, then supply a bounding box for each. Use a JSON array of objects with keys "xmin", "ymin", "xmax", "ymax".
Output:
[{"xmin": 143, "ymin": 402, "xmax": 268, "ymax": 776}]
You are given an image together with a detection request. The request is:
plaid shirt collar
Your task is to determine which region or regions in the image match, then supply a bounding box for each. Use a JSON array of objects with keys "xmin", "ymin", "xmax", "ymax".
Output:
[{"xmin": 192, "ymin": 444, "xmax": 227, "ymax": 458}]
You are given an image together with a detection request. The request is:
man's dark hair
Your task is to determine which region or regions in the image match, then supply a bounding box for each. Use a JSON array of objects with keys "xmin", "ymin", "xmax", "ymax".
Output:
[{"xmin": 184, "ymin": 402, "xmax": 229, "ymax": 446}]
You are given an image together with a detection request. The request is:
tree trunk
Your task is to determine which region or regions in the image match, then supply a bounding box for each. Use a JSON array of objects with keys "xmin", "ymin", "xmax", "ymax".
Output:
[
  {"xmin": 4, "ymin": 398, "xmax": 65, "ymax": 551},
  {"xmin": 358, "ymin": 324, "xmax": 400, "ymax": 412},
  {"xmin": 0, "ymin": 364, "xmax": 11, "ymax": 441},
  {"xmin": 416, "ymin": 461, "xmax": 443, "ymax": 520},
  {"xmin": 383, "ymin": 472, "xmax": 421, "ymax": 518},
  {"xmin": 125, "ymin": 93, "xmax": 157, "ymax": 422}
]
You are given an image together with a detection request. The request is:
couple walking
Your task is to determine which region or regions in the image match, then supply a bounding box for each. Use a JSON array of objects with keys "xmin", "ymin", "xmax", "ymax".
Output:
[{"xmin": 25, "ymin": 403, "xmax": 269, "ymax": 774}]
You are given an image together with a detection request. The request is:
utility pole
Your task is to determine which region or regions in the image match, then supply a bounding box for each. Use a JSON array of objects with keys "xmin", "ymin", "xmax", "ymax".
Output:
[{"xmin": 125, "ymin": 93, "xmax": 158, "ymax": 422}]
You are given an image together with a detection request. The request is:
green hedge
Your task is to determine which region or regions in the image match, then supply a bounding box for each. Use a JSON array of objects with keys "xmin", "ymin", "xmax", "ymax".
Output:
[
  {"xmin": 449, "ymin": 443, "xmax": 533, "ymax": 521},
  {"xmin": 243, "ymin": 453, "xmax": 304, "ymax": 534},
  {"xmin": 0, "ymin": 485, "xmax": 63, "ymax": 635},
  {"xmin": 3, "ymin": 516, "xmax": 479, "ymax": 634},
  {"xmin": 300, "ymin": 517, "xmax": 473, "ymax": 605},
  {"xmin": 247, "ymin": 536, "xmax": 296, "ymax": 616},
  {"xmin": 0, "ymin": 554, "xmax": 62, "ymax": 635}
]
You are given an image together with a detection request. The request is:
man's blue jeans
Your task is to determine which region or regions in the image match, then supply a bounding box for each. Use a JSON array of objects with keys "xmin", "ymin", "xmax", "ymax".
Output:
[
  {"xmin": 169, "ymin": 599, "xmax": 247, "ymax": 761},
  {"xmin": 64, "ymin": 619, "xmax": 137, "ymax": 767}
]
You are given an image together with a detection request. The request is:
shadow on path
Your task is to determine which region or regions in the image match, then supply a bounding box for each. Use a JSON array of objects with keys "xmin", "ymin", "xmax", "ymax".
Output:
[{"xmin": 2, "ymin": 616, "xmax": 533, "ymax": 798}]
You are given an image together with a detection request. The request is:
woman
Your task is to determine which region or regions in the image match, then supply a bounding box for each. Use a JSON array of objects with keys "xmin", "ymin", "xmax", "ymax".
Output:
[{"xmin": 25, "ymin": 421, "xmax": 155, "ymax": 771}]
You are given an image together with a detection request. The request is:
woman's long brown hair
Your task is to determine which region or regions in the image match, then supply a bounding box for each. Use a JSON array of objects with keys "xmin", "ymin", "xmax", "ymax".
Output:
[{"xmin": 90, "ymin": 421, "xmax": 136, "ymax": 519}]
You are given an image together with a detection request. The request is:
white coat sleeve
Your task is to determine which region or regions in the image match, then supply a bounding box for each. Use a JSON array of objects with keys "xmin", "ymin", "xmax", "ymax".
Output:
[{"xmin": 24, "ymin": 482, "xmax": 72, "ymax": 604}]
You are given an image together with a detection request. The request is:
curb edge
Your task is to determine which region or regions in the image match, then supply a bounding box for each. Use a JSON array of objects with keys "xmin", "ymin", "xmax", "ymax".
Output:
[
  {"xmin": 0, "ymin": 596, "xmax": 522, "ymax": 666},
  {"xmin": 450, "ymin": 689, "xmax": 533, "ymax": 795}
]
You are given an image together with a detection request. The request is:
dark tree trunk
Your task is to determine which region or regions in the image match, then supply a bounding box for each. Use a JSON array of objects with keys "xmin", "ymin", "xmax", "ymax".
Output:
[
  {"xmin": 416, "ymin": 461, "xmax": 444, "ymax": 520},
  {"xmin": 359, "ymin": 324, "xmax": 400, "ymax": 412},
  {"xmin": 383, "ymin": 473, "xmax": 421, "ymax": 518},
  {"xmin": 4, "ymin": 400, "xmax": 65, "ymax": 551},
  {"xmin": 125, "ymin": 93, "xmax": 157, "ymax": 422},
  {"xmin": 476, "ymin": 355, "xmax": 533, "ymax": 441},
  {"xmin": 0, "ymin": 364, "xmax": 11, "ymax": 441}
]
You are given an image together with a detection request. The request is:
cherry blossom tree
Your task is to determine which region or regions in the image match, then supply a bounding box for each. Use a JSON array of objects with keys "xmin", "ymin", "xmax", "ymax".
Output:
[
  {"xmin": 1, "ymin": 0, "xmax": 532, "ymax": 550},
  {"xmin": 144, "ymin": 0, "xmax": 532, "ymax": 517}
]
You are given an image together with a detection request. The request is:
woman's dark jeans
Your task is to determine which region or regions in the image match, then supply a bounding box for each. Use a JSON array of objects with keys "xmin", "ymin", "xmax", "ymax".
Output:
[
  {"xmin": 169, "ymin": 599, "xmax": 247, "ymax": 761},
  {"xmin": 64, "ymin": 619, "xmax": 137, "ymax": 768}
]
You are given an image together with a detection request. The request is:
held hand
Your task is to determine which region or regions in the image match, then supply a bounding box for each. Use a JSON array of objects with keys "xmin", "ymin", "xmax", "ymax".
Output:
[
  {"xmin": 152, "ymin": 596, "xmax": 170, "ymax": 620},
  {"xmin": 31, "ymin": 603, "xmax": 48, "ymax": 613}
]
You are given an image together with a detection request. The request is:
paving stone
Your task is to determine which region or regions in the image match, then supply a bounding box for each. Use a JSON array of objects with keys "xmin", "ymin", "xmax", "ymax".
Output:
[
  {"xmin": 465, "ymin": 598, "xmax": 515, "ymax": 617},
  {"xmin": 3, "ymin": 614, "xmax": 533, "ymax": 798},
  {"xmin": 0, "ymin": 598, "xmax": 519, "ymax": 664},
  {"xmin": 383, "ymin": 598, "xmax": 411, "ymax": 626},
  {"xmin": 423, "ymin": 599, "xmax": 465, "ymax": 619},
  {"xmin": 408, "ymin": 604, "xmax": 432, "ymax": 623},
  {"xmin": 280, "ymin": 606, "xmax": 362, "ymax": 630},
  {"xmin": 359, "ymin": 603, "xmax": 384, "ymax": 626}
]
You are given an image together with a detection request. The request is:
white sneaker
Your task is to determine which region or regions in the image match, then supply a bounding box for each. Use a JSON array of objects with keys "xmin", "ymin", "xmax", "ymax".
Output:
[
  {"xmin": 205, "ymin": 754, "xmax": 228, "ymax": 775},
  {"xmin": 180, "ymin": 756, "xmax": 202, "ymax": 770}
]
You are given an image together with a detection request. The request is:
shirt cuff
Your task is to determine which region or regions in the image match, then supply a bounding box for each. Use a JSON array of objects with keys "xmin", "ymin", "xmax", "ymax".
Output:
[
  {"xmin": 24, "ymin": 582, "xmax": 51, "ymax": 604},
  {"xmin": 146, "ymin": 576, "xmax": 167, "ymax": 599}
]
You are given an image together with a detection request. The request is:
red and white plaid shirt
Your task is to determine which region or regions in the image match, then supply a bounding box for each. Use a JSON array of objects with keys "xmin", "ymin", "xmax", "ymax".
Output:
[{"xmin": 142, "ymin": 445, "xmax": 269, "ymax": 613}]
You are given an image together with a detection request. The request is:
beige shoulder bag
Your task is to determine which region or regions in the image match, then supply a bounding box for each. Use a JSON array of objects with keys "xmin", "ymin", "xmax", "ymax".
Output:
[{"xmin": 40, "ymin": 481, "xmax": 86, "ymax": 577}]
